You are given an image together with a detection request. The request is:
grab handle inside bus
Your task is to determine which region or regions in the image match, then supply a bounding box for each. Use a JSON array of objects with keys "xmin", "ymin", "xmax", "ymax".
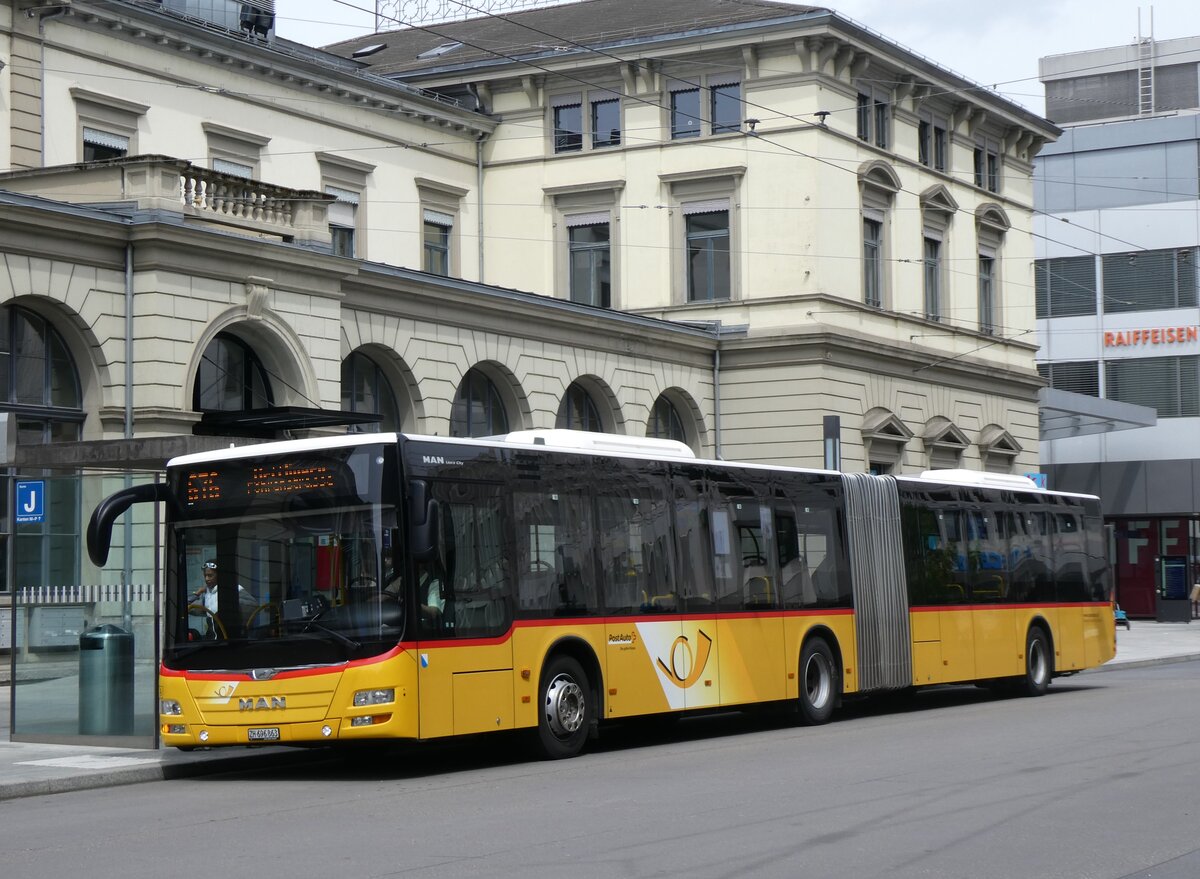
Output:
[{"xmin": 87, "ymin": 483, "xmax": 176, "ymax": 566}]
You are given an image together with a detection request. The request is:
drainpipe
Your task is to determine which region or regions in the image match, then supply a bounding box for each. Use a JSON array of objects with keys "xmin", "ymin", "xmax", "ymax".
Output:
[
  {"xmin": 712, "ymin": 333, "xmax": 724, "ymax": 460},
  {"xmin": 123, "ymin": 243, "xmax": 134, "ymax": 629},
  {"xmin": 476, "ymin": 132, "xmax": 486, "ymax": 282},
  {"xmin": 124, "ymin": 244, "xmax": 134, "ymax": 441}
]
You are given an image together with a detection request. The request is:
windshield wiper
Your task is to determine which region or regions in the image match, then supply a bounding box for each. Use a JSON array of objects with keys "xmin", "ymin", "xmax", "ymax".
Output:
[
  {"xmin": 170, "ymin": 640, "xmax": 233, "ymax": 659},
  {"xmin": 298, "ymin": 621, "xmax": 362, "ymax": 651}
]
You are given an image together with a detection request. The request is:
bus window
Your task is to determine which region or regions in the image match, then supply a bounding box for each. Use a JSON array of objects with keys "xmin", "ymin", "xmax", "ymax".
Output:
[
  {"xmin": 967, "ymin": 509, "xmax": 1008, "ymax": 603},
  {"xmin": 514, "ymin": 489, "xmax": 596, "ymax": 616},
  {"xmin": 900, "ymin": 494, "xmax": 963, "ymax": 606},
  {"xmin": 1054, "ymin": 509, "xmax": 1089, "ymax": 602},
  {"xmin": 1085, "ymin": 511, "xmax": 1110, "ymax": 602},
  {"xmin": 711, "ymin": 495, "xmax": 776, "ymax": 610},
  {"xmin": 596, "ymin": 482, "xmax": 673, "ymax": 614},
  {"xmin": 673, "ymin": 474, "xmax": 714, "ymax": 612},
  {"xmin": 776, "ymin": 499, "xmax": 842, "ymax": 608},
  {"xmin": 418, "ymin": 481, "xmax": 511, "ymax": 637}
]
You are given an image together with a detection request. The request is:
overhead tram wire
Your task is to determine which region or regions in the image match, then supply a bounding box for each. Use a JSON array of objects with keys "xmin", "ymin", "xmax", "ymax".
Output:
[
  {"xmin": 338, "ymin": 0, "xmax": 1173, "ymax": 267},
  {"xmin": 66, "ymin": 0, "xmax": 1175, "ymax": 308}
]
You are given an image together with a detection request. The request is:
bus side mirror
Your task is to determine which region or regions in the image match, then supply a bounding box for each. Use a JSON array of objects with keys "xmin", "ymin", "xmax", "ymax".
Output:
[{"xmin": 87, "ymin": 483, "xmax": 175, "ymax": 566}]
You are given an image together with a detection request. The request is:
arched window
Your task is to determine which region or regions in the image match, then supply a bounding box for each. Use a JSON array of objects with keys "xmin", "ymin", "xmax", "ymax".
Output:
[
  {"xmin": 193, "ymin": 332, "xmax": 273, "ymax": 412},
  {"xmin": 0, "ymin": 305, "xmax": 84, "ymax": 591},
  {"xmin": 648, "ymin": 395, "xmax": 686, "ymax": 444},
  {"xmin": 556, "ymin": 382, "xmax": 603, "ymax": 432},
  {"xmin": 451, "ymin": 368, "xmax": 509, "ymax": 438},
  {"xmin": 341, "ymin": 351, "xmax": 399, "ymax": 431},
  {"xmin": 0, "ymin": 305, "xmax": 83, "ymax": 443}
]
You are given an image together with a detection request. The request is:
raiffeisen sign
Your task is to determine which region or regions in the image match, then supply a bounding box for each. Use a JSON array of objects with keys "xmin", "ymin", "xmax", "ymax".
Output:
[{"xmin": 1104, "ymin": 326, "xmax": 1200, "ymax": 347}]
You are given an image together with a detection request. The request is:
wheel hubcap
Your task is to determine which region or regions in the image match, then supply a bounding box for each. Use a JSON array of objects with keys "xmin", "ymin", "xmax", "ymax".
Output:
[
  {"xmin": 804, "ymin": 654, "xmax": 831, "ymax": 709},
  {"xmin": 544, "ymin": 674, "xmax": 585, "ymax": 738},
  {"xmin": 1030, "ymin": 640, "xmax": 1047, "ymax": 683}
]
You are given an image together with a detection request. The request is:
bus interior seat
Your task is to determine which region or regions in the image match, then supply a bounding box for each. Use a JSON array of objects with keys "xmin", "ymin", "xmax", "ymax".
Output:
[{"xmin": 781, "ymin": 556, "xmax": 816, "ymax": 605}]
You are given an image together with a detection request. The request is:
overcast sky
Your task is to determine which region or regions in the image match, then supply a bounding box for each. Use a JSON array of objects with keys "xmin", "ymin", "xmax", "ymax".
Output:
[{"xmin": 272, "ymin": 0, "xmax": 1199, "ymax": 116}]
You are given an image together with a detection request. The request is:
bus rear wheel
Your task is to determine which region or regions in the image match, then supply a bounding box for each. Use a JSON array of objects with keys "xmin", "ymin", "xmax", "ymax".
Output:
[
  {"xmin": 1021, "ymin": 627, "xmax": 1052, "ymax": 697},
  {"xmin": 797, "ymin": 637, "xmax": 838, "ymax": 725},
  {"xmin": 536, "ymin": 656, "xmax": 591, "ymax": 759}
]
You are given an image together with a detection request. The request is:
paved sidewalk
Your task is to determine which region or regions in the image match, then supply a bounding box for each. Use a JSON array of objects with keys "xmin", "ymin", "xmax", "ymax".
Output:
[{"xmin": 2, "ymin": 620, "xmax": 1197, "ymax": 800}]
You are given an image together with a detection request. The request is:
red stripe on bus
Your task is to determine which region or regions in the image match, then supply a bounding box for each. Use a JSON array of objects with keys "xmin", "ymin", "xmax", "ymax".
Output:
[
  {"xmin": 909, "ymin": 601, "xmax": 1112, "ymax": 613},
  {"xmin": 164, "ymin": 644, "xmax": 407, "ymax": 681}
]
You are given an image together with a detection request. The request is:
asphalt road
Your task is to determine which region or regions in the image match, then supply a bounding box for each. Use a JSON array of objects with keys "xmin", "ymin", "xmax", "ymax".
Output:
[{"xmin": 2, "ymin": 662, "xmax": 1198, "ymax": 879}]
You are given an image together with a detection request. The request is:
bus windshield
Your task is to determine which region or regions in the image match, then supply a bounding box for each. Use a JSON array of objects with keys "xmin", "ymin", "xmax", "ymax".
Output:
[{"xmin": 162, "ymin": 442, "xmax": 403, "ymax": 671}]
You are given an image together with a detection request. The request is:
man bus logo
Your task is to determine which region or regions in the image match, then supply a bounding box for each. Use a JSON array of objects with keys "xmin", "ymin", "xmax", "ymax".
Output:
[
  {"xmin": 239, "ymin": 696, "xmax": 286, "ymax": 711},
  {"xmin": 422, "ymin": 455, "xmax": 445, "ymax": 465},
  {"xmin": 656, "ymin": 630, "xmax": 713, "ymax": 688}
]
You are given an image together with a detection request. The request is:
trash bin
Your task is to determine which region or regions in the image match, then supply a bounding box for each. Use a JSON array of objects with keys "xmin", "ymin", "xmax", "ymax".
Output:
[{"xmin": 78, "ymin": 624, "xmax": 135, "ymax": 735}]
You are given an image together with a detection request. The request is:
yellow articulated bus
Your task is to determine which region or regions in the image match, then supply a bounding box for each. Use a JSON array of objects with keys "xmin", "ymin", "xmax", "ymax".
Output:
[{"xmin": 86, "ymin": 429, "xmax": 1115, "ymax": 759}]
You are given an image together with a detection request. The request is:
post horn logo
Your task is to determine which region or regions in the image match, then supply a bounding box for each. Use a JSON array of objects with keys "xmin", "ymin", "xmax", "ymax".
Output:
[{"xmin": 656, "ymin": 630, "xmax": 713, "ymax": 688}]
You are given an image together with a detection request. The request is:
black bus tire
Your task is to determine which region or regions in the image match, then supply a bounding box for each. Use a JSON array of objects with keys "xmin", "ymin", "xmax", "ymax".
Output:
[
  {"xmin": 536, "ymin": 655, "xmax": 591, "ymax": 759},
  {"xmin": 1021, "ymin": 627, "xmax": 1052, "ymax": 697},
  {"xmin": 797, "ymin": 637, "xmax": 838, "ymax": 725}
]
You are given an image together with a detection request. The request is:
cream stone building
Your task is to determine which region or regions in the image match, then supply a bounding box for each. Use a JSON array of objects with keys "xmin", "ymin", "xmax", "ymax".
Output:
[{"xmin": 0, "ymin": 0, "xmax": 1057, "ymax": 594}]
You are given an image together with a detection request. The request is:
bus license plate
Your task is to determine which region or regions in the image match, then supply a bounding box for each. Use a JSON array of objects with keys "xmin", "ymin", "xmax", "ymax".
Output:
[{"xmin": 247, "ymin": 727, "xmax": 280, "ymax": 742}]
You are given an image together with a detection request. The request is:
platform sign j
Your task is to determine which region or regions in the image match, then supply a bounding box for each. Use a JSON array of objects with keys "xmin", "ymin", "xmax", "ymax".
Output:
[{"xmin": 16, "ymin": 480, "xmax": 46, "ymax": 524}]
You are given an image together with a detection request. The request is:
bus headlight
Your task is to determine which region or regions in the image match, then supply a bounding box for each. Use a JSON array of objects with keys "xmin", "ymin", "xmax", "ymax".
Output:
[
  {"xmin": 353, "ymin": 688, "xmax": 394, "ymax": 707},
  {"xmin": 160, "ymin": 699, "xmax": 183, "ymax": 716}
]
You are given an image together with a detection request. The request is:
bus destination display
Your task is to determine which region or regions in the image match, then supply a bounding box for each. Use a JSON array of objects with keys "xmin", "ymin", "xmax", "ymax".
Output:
[{"xmin": 183, "ymin": 460, "xmax": 343, "ymax": 510}]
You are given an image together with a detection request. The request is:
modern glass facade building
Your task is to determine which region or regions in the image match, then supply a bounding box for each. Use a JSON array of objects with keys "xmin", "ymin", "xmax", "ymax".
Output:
[{"xmin": 1035, "ymin": 35, "xmax": 1200, "ymax": 618}]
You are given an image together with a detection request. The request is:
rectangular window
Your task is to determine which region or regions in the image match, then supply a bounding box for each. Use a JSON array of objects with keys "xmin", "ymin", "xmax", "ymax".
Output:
[
  {"xmin": 1037, "ymin": 361, "xmax": 1099, "ymax": 397},
  {"xmin": 686, "ymin": 210, "xmax": 731, "ymax": 301},
  {"xmin": 710, "ymin": 82, "xmax": 742, "ymax": 134},
  {"xmin": 1105, "ymin": 355, "xmax": 1199, "ymax": 417},
  {"xmin": 873, "ymin": 99, "xmax": 889, "ymax": 149},
  {"xmin": 553, "ymin": 100, "xmax": 583, "ymax": 153},
  {"xmin": 1102, "ymin": 248, "xmax": 1197, "ymax": 313},
  {"xmin": 671, "ymin": 88, "xmax": 701, "ymax": 139},
  {"xmin": 82, "ymin": 127, "xmax": 128, "ymax": 162},
  {"xmin": 856, "ymin": 87, "xmax": 890, "ymax": 148},
  {"xmin": 1035, "ymin": 256, "xmax": 1097, "ymax": 318},
  {"xmin": 213, "ymin": 157, "xmax": 253, "ymax": 178},
  {"xmin": 923, "ymin": 237, "xmax": 941, "ymax": 320},
  {"xmin": 326, "ymin": 186, "xmax": 358, "ymax": 259},
  {"xmin": 978, "ymin": 255, "xmax": 996, "ymax": 334},
  {"xmin": 863, "ymin": 218, "xmax": 883, "ymax": 308},
  {"xmin": 591, "ymin": 98, "xmax": 621, "ymax": 148},
  {"xmin": 975, "ymin": 140, "xmax": 1000, "ymax": 192},
  {"xmin": 919, "ymin": 116, "xmax": 948, "ymax": 170},
  {"xmin": 423, "ymin": 210, "xmax": 452, "ymax": 276},
  {"xmin": 568, "ymin": 221, "xmax": 611, "ymax": 308}
]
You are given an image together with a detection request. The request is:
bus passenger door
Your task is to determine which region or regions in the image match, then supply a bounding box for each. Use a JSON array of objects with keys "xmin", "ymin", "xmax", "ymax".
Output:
[
  {"xmin": 414, "ymin": 484, "xmax": 514, "ymax": 739},
  {"xmin": 709, "ymin": 491, "xmax": 784, "ymax": 708}
]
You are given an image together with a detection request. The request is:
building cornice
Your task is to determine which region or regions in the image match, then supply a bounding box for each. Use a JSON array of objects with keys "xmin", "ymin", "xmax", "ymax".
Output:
[{"xmin": 50, "ymin": 0, "xmax": 496, "ymax": 137}]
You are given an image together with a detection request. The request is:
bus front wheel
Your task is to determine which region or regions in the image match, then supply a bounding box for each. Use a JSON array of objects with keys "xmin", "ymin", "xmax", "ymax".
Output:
[
  {"xmin": 1021, "ymin": 627, "xmax": 1052, "ymax": 697},
  {"xmin": 536, "ymin": 656, "xmax": 591, "ymax": 759},
  {"xmin": 797, "ymin": 637, "xmax": 838, "ymax": 725}
]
